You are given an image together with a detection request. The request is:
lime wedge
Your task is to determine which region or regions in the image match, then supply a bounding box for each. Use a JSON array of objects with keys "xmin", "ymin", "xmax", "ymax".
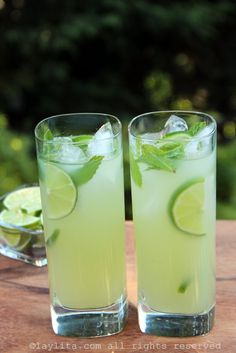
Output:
[
  {"xmin": 2, "ymin": 231, "xmax": 32, "ymax": 251},
  {"xmin": 16, "ymin": 234, "xmax": 32, "ymax": 251},
  {"xmin": 41, "ymin": 163, "xmax": 77, "ymax": 219},
  {"xmin": 3, "ymin": 187, "xmax": 42, "ymax": 215},
  {"xmin": 0, "ymin": 209, "xmax": 40, "ymax": 229},
  {"xmin": 170, "ymin": 179, "xmax": 206, "ymax": 235},
  {"xmin": 3, "ymin": 233, "xmax": 21, "ymax": 247}
]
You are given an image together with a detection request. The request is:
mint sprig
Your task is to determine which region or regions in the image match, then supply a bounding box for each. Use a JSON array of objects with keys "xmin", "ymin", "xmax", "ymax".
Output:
[
  {"xmin": 130, "ymin": 153, "xmax": 142, "ymax": 187},
  {"xmin": 139, "ymin": 143, "xmax": 184, "ymax": 173},
  {"xmin": 130, "ymin": 140, "xmax": 185, "ymax": 186},
  {"xmin": 74, "ymin": 155, "xmax": 104, "ymax": 187},
  {"xmin": 188, "ymin": 121, "xmax": 206, "ymax": 136},
  {"xmin": 154, "ymin": 141, "xmax": 184, "ymax": 158},
  {"xmin": 140, "ymin": 145, "xmax": 175, "ymax": 173}
]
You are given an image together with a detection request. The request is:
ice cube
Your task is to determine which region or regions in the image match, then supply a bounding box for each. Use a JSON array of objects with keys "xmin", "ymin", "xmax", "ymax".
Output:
[
  {"xmin": 53, "ymin": 136, "xmax": 73, "ymax": 144},
  {"xmin": 195, "ymin": 124, "xmax": 214, "ymax": 138},
  {"xmin": 59, "ymin": 144, "xmax": 86, "ymax": 163},
  {"xmin": 185, "ymin": 124, "xmax": 214, "ymax": 158},
  {"xmin": 88, "ymin": 122, "xmax": 115, "ymax": 156},
  {"xmin": 52, "ymin": 137, "xmax": 87, "ymax": 163},
  {"xmin": 184, "ymin": 140, "xmax": 199, "ymax": 158},
  {"xmin": 164, "ymin": 114, "xmax": 188, "ymax": 134}
]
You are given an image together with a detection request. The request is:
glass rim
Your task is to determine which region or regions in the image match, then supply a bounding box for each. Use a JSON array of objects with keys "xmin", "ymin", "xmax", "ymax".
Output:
[
  {"xmin": 128, "ymin": 110, "xmax": 217, "ymax": 142},
  {"xmin": 34, "ymin": 112, "xmax": 122, "ymax": 143}
]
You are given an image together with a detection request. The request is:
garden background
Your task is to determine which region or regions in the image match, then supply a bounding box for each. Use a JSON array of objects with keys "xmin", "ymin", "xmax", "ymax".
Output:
[{"xmin": 1, "ymin": 0, "xmax": 236, "ymax": 219}]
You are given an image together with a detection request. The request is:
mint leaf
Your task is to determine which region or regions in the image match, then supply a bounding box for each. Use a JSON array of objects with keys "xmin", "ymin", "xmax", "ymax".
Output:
[
  {"xmin": 74, "ymin": 155, "xmax": 104, "ymax": 186},
  {"xmin": 139, "ymin": 144, "xmax": 176, "ymax": 173},
  {"xmin": 178, "ymin": 279, "xmax": 190, "ymax": 293},
  {"xmin": 130, "ymin": 153, "xmax": 142, "ymax": 187},
  {"xmin": 72, "ymin": 135, "xmax": 93, "ymax": 152},
  {"xmin": 155, "ymin": 141, "xmax": 184, "ymax": 158},
  {"xmin": 46, "ymin": 229, "xmax": 59, "ymax": 247},
  {"xmin": 188, "ymin": 122, "xmax": 206, "ymax": 136}
]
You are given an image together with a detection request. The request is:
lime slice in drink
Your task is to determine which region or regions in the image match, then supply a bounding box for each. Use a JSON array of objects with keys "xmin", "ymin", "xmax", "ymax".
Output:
[
  {"xmin": 0, "ymin": 209, "xmax": 40, "ymax": 229},
  {"xmin": 163, "ymin": 131, "xmax": 191, "ymax": 140},
  {"xmin": 3, "ymin": 187, "xmax": 42, "ymax": 215},
  {"xmin": 41, "ymin": 163, "xmax": 77, "ymax": 219},
  {"xmin": 170, "ymin": 179, "xmax": 206, "ymax": 235}
]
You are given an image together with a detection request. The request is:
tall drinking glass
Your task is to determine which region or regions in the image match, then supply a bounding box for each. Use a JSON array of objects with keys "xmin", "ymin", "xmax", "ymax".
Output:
[
  {"xmin": 129, "ymin": 111, "xmax": 216, "ymax": 336},
  {"xmin": 35, "ymin": 113, "xmax": 127, "ymax": 337}
]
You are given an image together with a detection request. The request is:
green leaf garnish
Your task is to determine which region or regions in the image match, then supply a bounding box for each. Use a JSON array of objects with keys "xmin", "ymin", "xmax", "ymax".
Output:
[
  {"xmin": 130, "ymin": 153, "xmax": 142, "ymax": 187},
  {"xmin": 155, "ymin": 141, "xmax": 184, "ymax": 158},
  {"xmin": 178, "ymin": 279, "xmax": 191, "ymax": 293},
  {"xmin": 188, "ymin": 122, "xmax": 206, "ymax": 136},
  {"xmin": 139, "ymin": 144, "xmax": 176, "ymax": 173},
  {"xmin": 74, "ymin": 155, "xmax": 104, "ymax": 187},
  {"xmin": 46, "ymin": 229, "xmax": 60, "ymax": 247},
  {"xmin": 71, "ymin": 135, "xmax": 93, "ymax": 152}
]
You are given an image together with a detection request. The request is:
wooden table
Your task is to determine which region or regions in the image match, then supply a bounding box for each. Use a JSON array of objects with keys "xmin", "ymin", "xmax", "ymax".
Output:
[{"xmin": 0, "ymin": 221, "xmax": 235, "ymax": 353}]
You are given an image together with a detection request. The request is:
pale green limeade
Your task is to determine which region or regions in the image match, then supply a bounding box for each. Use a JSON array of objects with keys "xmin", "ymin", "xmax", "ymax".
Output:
[
  {"xmin": 39, "ymin": 148, "xmax": 126, "ymax": 310},
  {"xmin": 130, "ymin": 123, "xmax": 216, "ymax": 315}
]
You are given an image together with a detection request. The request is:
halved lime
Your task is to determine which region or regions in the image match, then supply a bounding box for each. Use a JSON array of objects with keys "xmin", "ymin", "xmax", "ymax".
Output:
[
  {"xmin": 0, "ymin": 209, "xmax": 40, "ymax": 229},
  {"xmin": 169, "ymin": 179, "xmax": 206, "ymax": 235},
  {"xmin": 41, "ymin": 163, "xmax": 77, "ymax": 219},
  {"xmin": 2, "ymin": 231, "xmax": 31, "ymax": 251},
  {"xmin": 2, "ymin": 233, "xmax": 21, "ymax": 247},
  {"xmin": 0, "ymin": 209, "xmax": 35, "ymax": 251},
  {"xmin": 3, "ymin": 187, "xmax": 42, "ymax": 215},
  {"xmin": 16, "ymin": 234, "xmax": 32, "ymax": 251}
]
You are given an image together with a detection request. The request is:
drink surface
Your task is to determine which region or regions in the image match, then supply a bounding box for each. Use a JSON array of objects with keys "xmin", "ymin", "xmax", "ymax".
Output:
[
  {"xmin": 38, "ymin": 130, "xmax": 126, "ymax": 310},
  {"xmin": 130, "ymin": 117, "xmax": 216, "ymax": 314}
]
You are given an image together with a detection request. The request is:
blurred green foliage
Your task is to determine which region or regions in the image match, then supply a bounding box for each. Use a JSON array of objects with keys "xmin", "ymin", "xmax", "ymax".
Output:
[
  {"xmin": 0, "ymin": 0, "xmax": 236, "ymax": 218},
  {"xmin": 0, "ymin": 114, "xmax": 37, "ymax": 194}
]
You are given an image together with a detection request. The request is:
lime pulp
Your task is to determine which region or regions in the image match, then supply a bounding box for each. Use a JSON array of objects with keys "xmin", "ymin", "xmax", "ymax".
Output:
[
  {"xmin": 3, "ymin": 186, "xmax": 42, "ymax": 215},
  {"xmin": 40, "ymin": 163, "xmax": 77, "ymax": 219},
  {"xmin": 169, "ymin": 179, "xmax": 206, "ymax": 235}
]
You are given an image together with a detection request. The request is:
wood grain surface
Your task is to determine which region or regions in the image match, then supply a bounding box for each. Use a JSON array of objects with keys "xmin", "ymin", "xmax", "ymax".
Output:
[{"xmin": 0, "ymin": 221, "xmax": 235, "ymax": 353}]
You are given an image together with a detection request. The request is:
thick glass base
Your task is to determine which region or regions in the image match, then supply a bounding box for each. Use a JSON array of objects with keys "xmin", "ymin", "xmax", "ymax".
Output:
[
  {"xmin": 138, "ymin": 303, "xmax": 215, "ymax": 337},
  {"xmin": 51, "ymin": 296, "xmax": 128, "ymax": 337}
]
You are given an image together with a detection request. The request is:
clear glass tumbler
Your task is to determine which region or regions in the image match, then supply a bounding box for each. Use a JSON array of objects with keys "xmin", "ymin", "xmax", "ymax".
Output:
[
  {"xmin": 129, "ymin": 111, "xmax": 216, "ymax": 336},
  {"xmin": 35, "ymin": 113, "xmax": 127, "ymax": 337}
]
